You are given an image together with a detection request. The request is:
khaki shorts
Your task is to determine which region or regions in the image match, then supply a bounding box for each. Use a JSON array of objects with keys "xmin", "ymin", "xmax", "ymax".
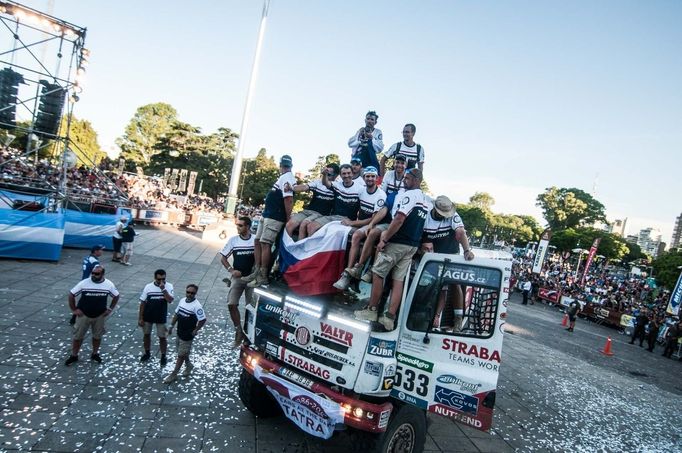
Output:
[
  {"xmin": 143, "ymin": 322, "xmax": 168, "ymax": 338},
  {"xmin": 228, "ymin": 278, "xmax": 254, "ymax": 306},
  {"xmin": 290, "ymin": 210, "xmax": 323, "ymax": 225},
  {"xmin": 375, "ymin": 223, "xmax": 389, "ymax": 232},
  {"xmin": 372, "ymin": 243, "xmax": 418, "ymax": 281},
  {"xmin": 122, "ymin": 242, "xmax": 134, "ymax": 256},
  {"xmin": 73, "ymin": 313, "xmax": 107, "ymax": 340},
  {"xmin": 177, "ymin": 338, "xmax": 193, "ymax": 356},
  {"xmin": 255, "ymin": 217, "xmax": 284, "ymax": 244},
  {"xmin": 315, "ymin": 215, "xmax": 348, "ymax": 227}
]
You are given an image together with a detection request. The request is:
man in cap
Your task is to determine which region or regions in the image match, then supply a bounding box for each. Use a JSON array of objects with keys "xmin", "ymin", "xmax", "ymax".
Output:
[
  {"xmin": 348, "ymin": 110, "xmax": 384, "ymax": 169},
  {"xmin": 380, "ymin": 124, "xmax": 425, "ymax": 175},
  {"xmin": 350, "ymin": 157, "xmax": 366, "ymax": 187},
  {"xmin": 355, "ymin": 168, "xmax": 428, "ymax": 330},
  {"xmin": 286, "ymin": 162, "xmax": 339, "ymax": 240},
  {"xmin": 70, "ymin": 244, "xmax": 106, "ymax": 325},
  {"xmin": 112, "ymin": 216, "xmax": 127, "ymax": 262},
  {"xmin": 421, "ymin": 195, "xmax": 474, "ymax": 331},
  {"xmin": 244, "ymin": 155, "xmax": 296, "ymax": 287}
]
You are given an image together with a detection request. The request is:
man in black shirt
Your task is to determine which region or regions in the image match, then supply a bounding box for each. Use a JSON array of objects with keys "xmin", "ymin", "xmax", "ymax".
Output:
[
  {"xmin": 629, "ymin": 308, "xmax": 649, "ymax": 347},
  {"xmin": 286, "ymin": 163, "xmax": 339, "ymax": 240},
  {"xmin": 138, "ymin": 270, "xmax": 175, "ymax": 366}
]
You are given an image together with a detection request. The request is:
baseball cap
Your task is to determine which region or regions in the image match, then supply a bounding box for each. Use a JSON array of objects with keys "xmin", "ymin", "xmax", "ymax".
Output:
[
  {"xmin": 91, "ymin": 244, "xmax": 105, "ymax": 252},
  {"xmin": 434, "ymin": 195, "xmax": 455, "ymax": 217},
  {"xmin": 280, "ymin": 155, "xmax": 293, "ymax": 167},
  {"xmin": 363, "ymin": 166, "xmax": 379, "ymax": 176},
  {"xmin": 350, "ymin": 157, "xmax": 362, "ymax": 164},
  {"xmin": 394, "ymin": 154, "xmax": 407, "ymax": 162}
]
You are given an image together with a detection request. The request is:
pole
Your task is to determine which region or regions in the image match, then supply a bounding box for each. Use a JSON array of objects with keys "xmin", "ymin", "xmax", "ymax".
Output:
[{"xmin": 225, "ymin": 0, "xmax": 270, "ymax": 216}]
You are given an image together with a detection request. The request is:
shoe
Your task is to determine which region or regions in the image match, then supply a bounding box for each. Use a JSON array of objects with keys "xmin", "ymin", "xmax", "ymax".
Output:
[
  {"xmin": 333, "ymin": 272, "xmax": 351, "ymax": 291},
  {"xmin": 69, "ymin": 314, "xmax": 76, "ymax": 325},
  {"xmin": 182, "ymin": 362, "xmax": 194, "ymax": 377},
  {"xmin": 361, "ymin": 270, "xmax": 373, "ymax": 283},
  {"xmin": 163, "ymin": 373, "xmax": 178, "ymax": 384},
  {"xmin": 123, "ymin": 262, "xmax": 132, "ymax": 266},
  {"xmin": 140, "ymin": 352, "xmax": 151, "ymax": 362},
  {"xmin": 346, "ymin": 264, "xmax": 362, "ymax": 280},
  {"xmin": 354, "ymin": 307, "xmax": 378, "ymax": 322},
  {"xmin": 90, "ymin": 353, "xmax": 102, "ymax": 363},
  {"xmin": 247, "ymin": 272, "xmax": 268, "ymax": 288},
  {"xmin": 64, "ymin": 355, "xmax": 78, "ymax": 366},
  {"xmin": 349, "ymin": 279, "xmax": 361, "ymax": 293},
  {"xmin": 231, "ymin": 330, "xmax": 245, "ymax": 350},
  {"xmin": 452, "ymin": 316, "xmax": 463, "ymax": 332},
  {"xmin": 160, "ymin": 355, "xmax": 167, "ymax": 367},
  {"xmin": 566, "ymin": 328, "xmax": 573, "ymax": 332},
  {"xmin": 222, "ymin": 277, "xmax": 232, "ymax": 287},
  {"xmin": 241, "ymin": 268, "xmax": 260, "ymax": 283},
  {"xmin": 379, "ymin": 313, "xmax": 396, "ymax": 331}
]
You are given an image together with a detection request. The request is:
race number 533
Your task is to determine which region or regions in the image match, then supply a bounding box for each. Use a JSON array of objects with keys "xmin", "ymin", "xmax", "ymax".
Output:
[{"xmin": 394, "ymin": 365, "xmax": 429, "ymax": 397}]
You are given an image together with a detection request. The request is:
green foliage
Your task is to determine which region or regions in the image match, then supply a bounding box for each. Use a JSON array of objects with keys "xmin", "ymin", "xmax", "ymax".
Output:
[
  {"xmin": 536, "ymin": 187, "xmax": 607, "ymax": 230},
  {"xmin": 469, "ymin": 192, "xmax": 495, "ymax": 210},
  {"xmin": 306, "ymin": 154, "xmax": 340, "ymax": 180},
  {"xmin": 239, "ymin": 148, "xmax": 279, "ymax": 206},
  {"xmin": 457, "ymin": 204, "xmax": 492, "ymax": 240},
  {"xmin": 652, "ymin": 251, "xmax": 682, "ymax": 289},
  {"xmin": 117, "ymin": 103, "xmax": 178, "ymax": 167},
  {"xmin": 550, "ymin": 227, "xmax": 631, "ymax": 261},
  {"xmin": 62, "ymin": 116, "xmax": 106, "ymax": 166}
]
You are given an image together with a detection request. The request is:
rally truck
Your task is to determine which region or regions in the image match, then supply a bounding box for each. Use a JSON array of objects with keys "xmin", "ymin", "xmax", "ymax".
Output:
[{"xmin": 238, "ymin": 251, "xmax": 511, "ymax": 452}]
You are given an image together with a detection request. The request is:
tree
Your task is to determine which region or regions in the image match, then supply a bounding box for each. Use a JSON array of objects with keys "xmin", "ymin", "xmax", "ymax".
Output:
[
  {"xmin": 306, "ymin": 154, "xmax": 340, "ymax": 180},
  {"xmin": 239, "ymin": 148, "xmax": 279, "ymax": 206},
  {"xmin": 549, "ymin": 227, "xmax": 630, "ymax": 261},
  {"xmin": 117, "ymin": 103, "xmax": 178, "ymax": 168},
  {"xmin": 469, "ymin": 192, "xmax": 495, "ymax": 210},
  {"xmin": 652, "ymin": 251, "xmax": 682, "ymax": 289},
  {"xmin": 457, "ymin": 205, "xmax": 493, "ymax": 243},
  {"xmin": 536, "ymin": 187, "xmax": 606, "ymax": 230},
  {"xmin": 62, "ymin": 116, "xmax": 106, "ymax": 166}
]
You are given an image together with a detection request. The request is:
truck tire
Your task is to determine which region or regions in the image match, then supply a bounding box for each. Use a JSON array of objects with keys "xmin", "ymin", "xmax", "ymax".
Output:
[
  {"xmin": 350, "ymin": 404, "xmax": 427, "ymax": 453},
  {"xmin": 238, "ymin": 369, "xmax": 281, "ymax": 418}
]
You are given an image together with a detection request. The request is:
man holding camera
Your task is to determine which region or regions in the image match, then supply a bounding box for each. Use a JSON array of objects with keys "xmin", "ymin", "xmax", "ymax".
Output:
[{"xmin": 348, "ymin": 111, "xmax": 384, "ymax": 170}]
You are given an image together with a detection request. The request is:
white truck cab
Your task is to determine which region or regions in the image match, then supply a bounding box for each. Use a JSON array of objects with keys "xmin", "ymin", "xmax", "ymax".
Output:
[{"xmin": 238, "ymin": 251, "xmax": 511, "ymax": 452}]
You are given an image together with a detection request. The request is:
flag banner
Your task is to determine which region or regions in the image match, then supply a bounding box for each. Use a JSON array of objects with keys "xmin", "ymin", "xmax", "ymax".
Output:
[
  {"xmin": 178, "ymin": 169, "xmax": 188, "ymax": 192},
  {"xmin": 668, "ymin": 271, "xmax": 682, "ymax": 316},
  {"xmin": 279, "ymin": 222, "xmax": 351, "ymax": 296},
  {"xmin": 169, "ymin": 168, "xmax": 179, "ymax": 191},
  {"xmin": 117, "ymin": 158, "xmax": 125, "ymax": 174},
  {"xmin": 580, "ymin": 238, "xmax": 601, "ymax": 286},
  {"xmin": 532, "ymin": 229, "xmax": 552, "ymax": 274},
  {"xmin": 163, "ymin": 168, "xmax": 171, "ymax": 185},
  {"xmin": 187, "ymin": 171, "xmax": 198, "ymax": 196}
]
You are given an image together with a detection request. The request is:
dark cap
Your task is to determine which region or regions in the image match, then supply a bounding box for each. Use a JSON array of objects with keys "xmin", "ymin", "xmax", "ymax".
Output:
[
  {"xmin": 91, "ymin": 244, "xmax": 105, "ymax": 252},
  {"xmin": 280, "ymin": 155, "xmax": 293, "ymax": 167},
  {"xmin": 394, "ymin": 154, "xmax": 407, "ymax": 162},
  {"xmin": 350, "ymin": 157, "xmax": 362, "ymax": 164}
]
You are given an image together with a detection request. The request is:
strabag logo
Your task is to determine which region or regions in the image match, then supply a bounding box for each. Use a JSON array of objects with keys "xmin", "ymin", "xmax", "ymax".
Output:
[
  {"xmin": 396, "ymin": 352, "xmax": 433, "ymax": 372},
  {"xmin": 285, "ymin": 354, "xmax": 331, "ymax": 379},
  {"xmin": 436, "ymin": 375, "xmax": 482, "ymax": 393},
  {"xmin": 442, "ymin": 339, "xmax": 501, "ymax": 363},
  {"xmin": 320, "ymin": 322, "xmax": 353, "ymax": 346},
  {"xmin": 367, "ymin": 338, "xmax": 396, "ymax": 358}
]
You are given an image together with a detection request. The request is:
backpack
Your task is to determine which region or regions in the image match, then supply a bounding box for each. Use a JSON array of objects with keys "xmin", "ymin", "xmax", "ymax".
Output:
[{"xmin": 394, "ymin": 142, "xmax": 422, "ymax": 168}]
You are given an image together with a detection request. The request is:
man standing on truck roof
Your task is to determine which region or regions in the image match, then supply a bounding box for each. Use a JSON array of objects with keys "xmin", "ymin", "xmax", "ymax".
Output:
[
  {"xmin": 348, "ymin": 110, "xmax": 383, "ymax": 170},
  {"xmin": 355, "ymin": 168, "xmax": 427, "ymax": 331},
  {"xmin": 421, "ymin": 195, "xmax": 474, "ymax": 332},
  {"xmin": 380, "ymin": 123, "xmax": 425, "ymax": 176},
  {"xmin": 285, "ymin": 162, "xmax": 339, "ymax": 240},
  {"xmin": 244, "ymin": 155, "xmax": 296, "ymax": 288},
  {"xmin": 221, "ymin": 216, "xmax": 255, "ymax": 348}
]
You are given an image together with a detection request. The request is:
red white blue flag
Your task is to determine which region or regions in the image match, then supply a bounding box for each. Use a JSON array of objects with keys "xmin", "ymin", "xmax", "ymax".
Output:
[{"xmin": 279, "ymin": 222, "xmax": 351, "ymax": 296}]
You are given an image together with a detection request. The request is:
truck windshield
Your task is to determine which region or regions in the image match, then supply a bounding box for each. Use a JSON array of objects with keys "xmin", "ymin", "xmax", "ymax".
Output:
[{"xmin": 406, "ymin": 260, "xmax": 501, "ymax": 339}]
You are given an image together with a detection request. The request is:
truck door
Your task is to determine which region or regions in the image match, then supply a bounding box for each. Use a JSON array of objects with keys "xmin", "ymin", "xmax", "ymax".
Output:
[{"xmin": 391, "ymin": 255, "xmax": 508, "ymax": 432}]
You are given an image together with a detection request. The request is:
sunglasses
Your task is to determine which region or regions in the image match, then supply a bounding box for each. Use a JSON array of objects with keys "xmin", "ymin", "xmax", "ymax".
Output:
[
  {"xmin": 91, "ymin": 272, "xmax": 103, "ymax": 277},
  {"xmin": 186, "ymin": 291, "xmax": 196, "ymax": 295}
]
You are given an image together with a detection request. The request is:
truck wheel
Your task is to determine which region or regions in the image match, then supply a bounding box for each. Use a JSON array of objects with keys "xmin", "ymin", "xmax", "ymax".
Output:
[
  {"xmin": 238, "ymin": 369, "xmax": 281, "ymax": 418},
  {"xmin": 350, "ymin": 404, "xmax": 427, "ymax": 453}
]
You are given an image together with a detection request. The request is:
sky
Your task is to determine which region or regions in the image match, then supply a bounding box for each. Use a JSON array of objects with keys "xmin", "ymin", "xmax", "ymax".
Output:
[{"xmin": 6, "ymin": 0, "xmax": 682, "ymax": 243}]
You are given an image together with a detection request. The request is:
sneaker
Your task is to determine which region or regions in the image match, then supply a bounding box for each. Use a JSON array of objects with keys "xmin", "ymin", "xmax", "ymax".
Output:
[
  {"xmin": 247, "ymin": 272, "xmax": 268, "ymax": 288},
  {"xmin": 452, "ymin": 316, "xmax": 463, "ymax": 333},
  {"xmin": 361, "ymin": 270, "xmax": 373, "ymax": 283},
  {"xmin": 64, "ymin": 355, "xmax": 78, "ymax": 366},
  {"xmin": 90, "ymin": 353, "xmax": 102, "ymax": 363},
  {"xmin": 69, "ymin": 314, "xmax": 76, "ymax": 325},
  {"xmin": 160, "ymin": 355, "xmax": 167, "ymax": 367},
  {"xmin": 354, "ymin": 307, "xmax": 378, "ymax": 322},
  {"xmin": 231, "ymin": 330, "xmax": 245, "ymax": 350},
  {"xmin": 379, "ymin": 313, "xmax": 396, "ymax": 331},
  {"xmin": 163, "ymin": 373, "xmax": 178, "ymax": 384},
  {"xmin": 241, "ymin": 268, "xmax": 260, "ymax": 283},
  {"xmin": 346, "ymin": 264, "xmax": 362, "ymax": 280},
  {"xmin": 140, "ymin": 352, "xmax": 151, "ymax": 362},
  {"xmin": 182, "ymin": 362, "xmax": 194, "ymax": 377},
  {"xmin": 333, "ymin": 272, "xmax": 352, "ymax": 291},
  {"xmin": 123, "ymin": 262, "xmax": 132, "ymax": 266}
]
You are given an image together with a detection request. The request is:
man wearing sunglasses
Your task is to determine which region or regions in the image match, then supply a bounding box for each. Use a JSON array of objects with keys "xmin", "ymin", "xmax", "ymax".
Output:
[
  {"xmin": 65, "ymin": 265, "xmax": 120, "ymax": 366},
  {"xmin": 165, "ymin": 284, "xmax": 206, "ymax": 383},
  {"xmin": 220, "ymin": 216, "xmax": 255, "ymax": 348},
  {"xmin": 138, "ymin": 270, "xmax": 175, "ymax": 366}
]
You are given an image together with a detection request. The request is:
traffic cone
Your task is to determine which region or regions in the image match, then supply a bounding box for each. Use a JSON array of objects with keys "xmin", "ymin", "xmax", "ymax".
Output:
[
  {"xmin": 600, "ymin": 337, "xmax": 614, "ymax": 356},
  {"xmin": 561, "ymin": 314, "xmax": 568, "ymax": 327}
]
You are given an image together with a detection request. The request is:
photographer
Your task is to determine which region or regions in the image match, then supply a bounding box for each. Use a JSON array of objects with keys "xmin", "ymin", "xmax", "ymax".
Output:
[{"xmin": 348, "ymin": 111, "xmax": 384, "ymax": 170}]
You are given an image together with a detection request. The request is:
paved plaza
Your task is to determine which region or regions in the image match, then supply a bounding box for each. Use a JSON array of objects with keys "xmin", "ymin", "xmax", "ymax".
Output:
[{"xmin": 0, "ymin": 226, "xmax": 680, "ymax": 452}]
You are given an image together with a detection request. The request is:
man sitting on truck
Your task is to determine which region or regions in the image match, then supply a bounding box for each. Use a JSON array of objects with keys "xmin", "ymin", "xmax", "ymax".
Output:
[
  {"xmin": 244, "ymin": 155, "xmax": 295, "ymax": 288},
  {"xmin": 421, "ymin": 195, "xmax": 474, "ymax": 332},
  {"xmin": 355, "ymin": 168, "xmax": 427, "ymax": 330},
  {"xmin": 285, "ymin": 163, "xmax": 339, "ymax": 241}
]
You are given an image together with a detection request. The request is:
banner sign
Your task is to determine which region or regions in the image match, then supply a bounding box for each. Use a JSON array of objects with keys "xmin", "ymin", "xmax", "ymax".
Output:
[
  {"xmin": 538, "ymin": 287, "xmax": 561, "ymax": 304},
  {"xmin": 668, "ymin": 271, "xmax": 682, "ymax": 316},
  {"xmin": 169, "ymin": 168, "xmax": 179, "ymax": 191},
  {"xmin": 187, "ymin": 171, "xmax": 198, "ymax": 196},
  {"xmin": 580, "ymin": 238, "xmax": 601, "ymax": 286},
  {"xmin": 178, "ymin": 169, "xmax": 188, "ymax": 192},
  {"xmin": 532, "ymin": 229, "xmax": 552, "ymax": 274},
  {"xmin": 117, "ymin": 158, "xmax": 125, "ymax": 175},
  {"xmin": 163, "ymin": 168, "xmax": 171, "ymax": 185}
]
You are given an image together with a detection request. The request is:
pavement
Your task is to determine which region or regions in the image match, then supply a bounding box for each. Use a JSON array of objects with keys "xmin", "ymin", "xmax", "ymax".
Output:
[{"xmin": 0, "ymin": 225, "xmax": 680, "ymax": 452}]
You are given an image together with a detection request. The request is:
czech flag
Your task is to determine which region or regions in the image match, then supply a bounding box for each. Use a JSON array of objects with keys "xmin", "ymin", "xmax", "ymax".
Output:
[{"xmin": 279, "ymin": 222, "xmax": 351, "ymax": 296}]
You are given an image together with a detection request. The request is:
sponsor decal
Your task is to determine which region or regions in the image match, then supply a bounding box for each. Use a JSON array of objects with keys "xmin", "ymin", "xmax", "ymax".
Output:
[
  {"xmin": 442, "ymin": 339, "xmax": 501, "ymax": 363},
  {"xmin": 379, "ymin": 410, "xmax": 390, "ymax": 429},
  {"xmin": 292, "ymin": 394, "xmax": 328, "ymax": 419},
  {"xmin": 441, "ymin": 266, "xmax": 502, "ymax": 288},
  {"xmin": 398, "ymin": 333, "xmax": 429, "ymax": 354},
  {"xmin": 255, "ymin": 327, "xmax": 262, "ymax": 336},
  {"xmin": 434, "ymin": 385, "xmax": 479, "ymax": 415},
  {"xmin": 265, "ymin": 341, "xmax": 279, "ymax": 357},
  {"xmin": 429, "ymin": 404, "xmax": 484, "ymax": 428},
  {"xmin": 320, "ymin": 322, "xmax": 353, "ymax": 346},
  {"xmin": 367, "ymin": 338, "xmax": 396, "ymax": 358},
  {"xmin": 396, "ymin": 352, "xmax": 434, "ymax": 372},
  {"xmin": 436, "ymin": 375, "xmax": 481, "ymax": 393},
  {"xmin": 263, "ymin": 303, "xmax": 299, "ymax": 323},
  {"xmin": 384, "ymin": 364, "xmax": 396, "ymax": 377},
  {"xmin": 295, "ymin": 326, "xmax": 311, "ymax": 346},
  {"xmin": 309, "ymin": 345, "xmax": 355, "ymax": 366},
  {"xmin": 274, "ymin": 393, "xmax": 331, "ymax": 438},
  {"xmin": 336, "ymin": 376, "xmax": 346, "ymax": 385},
  {"xmin": 278, "ymin": 367, "xmax": 315, "ymax": 389},
  {"xmin": 285, "ymin": 354, "xmax": 331, "ymax": 379},
  {"xmin": 390, "ymin": 390, "xmax": 429, "ymax": 409},
  {"xmin": 382, "ymin": 378, "xmax": 394, "ymax": 390},
  {"xmin": 364, "ymin": 361, "xmax": 383, "ymax": 376}
]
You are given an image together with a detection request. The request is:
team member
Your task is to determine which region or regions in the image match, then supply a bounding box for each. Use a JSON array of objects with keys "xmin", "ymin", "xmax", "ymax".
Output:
[
  {"xmin": 65, "ymin": 265, "xmax": 120, "ymax": 365},
  {"xmin": 421, "ymin": 196, "xmax": 474, "ymax": 332},
  {"xmin": 138, "ymin": 269, "xmax": 175, "ymax": 366},
  {"xmin": 69, "ymin": 244, "xmax": 105, "ymax": 325},
  {"xmin": 565, "ymin": 299, "xmax": 581, "ymax": 332},
  {"xmin": 381, "ymin": 154, "xmax": 407, "ymax": 194},
  {"xmin": 629, "ymin": 308, "xmax": 649, "ymax": 346},
  {"xmin": 120, "ymin": 220, "xmax": 137, "ymax": 266},
  {"xmin": 350, "ymin": 157, "xmax": 366, "ymax": 187},
  {"xmin": 305, "ymin": 164, "xmax": 363, "ymax": 237},
  {"xmin": 380, "ymin": 124, "xmax": 425, "ymax": 175},
  {"xmin": 164, "ymin": 284, "xmax": 207, "ymax": 383},
  {"xmin": 112, "ymin": 216, "xmax": 127, "ymax": 262},
  {"xmin": 220, "ymin": 216, "xmax": 255, "ymax": 348},
  {"xmin": 286, "ymin": 163, "xmax": 339, "ymax": 240},
  {"xmin": 244, "ymin": 155, "xmax": 296, "ymax": 288},
  {"xmin": 348, "ymin": 110, "xmax": 384, "ymax": 169},
  {"xmin": 355, "ymin": 169, "xmax": 427, "ymax": 330}
]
